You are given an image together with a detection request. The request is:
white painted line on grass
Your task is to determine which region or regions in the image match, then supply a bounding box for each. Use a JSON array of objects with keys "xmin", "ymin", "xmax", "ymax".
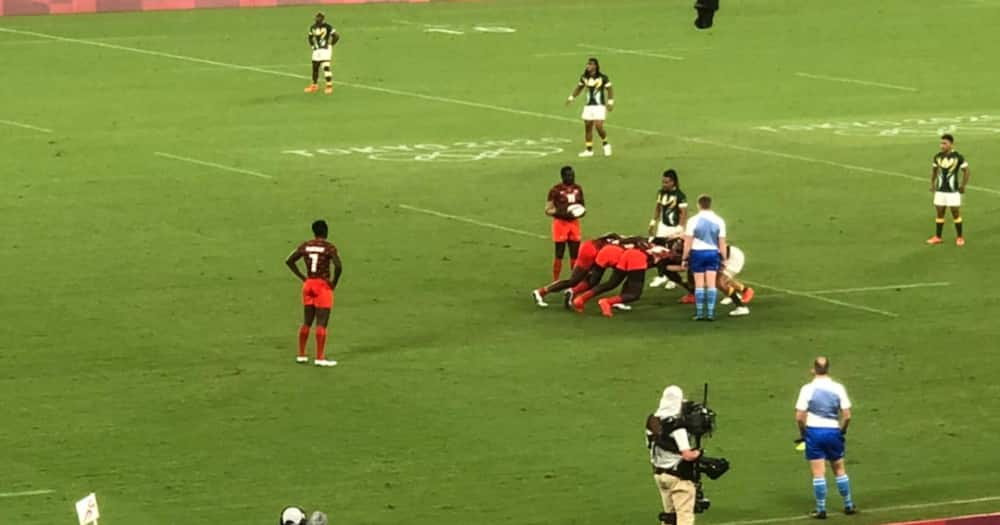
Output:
[
  {"xmin": 399, "ymin": 204, "xmax": 547, "ymax": 240},
  {"xmin": 686, "ymin": 137, "xmax": 1000, "ymax": 196},
  {"xmin": 576, "ymin": 43, "xmax": 684, "ymax": 61},
  {"xmin": 806, "ymin": 282, "xmax": 951, "ymax": 295},
  {"xmin": 0, "ymin": 119, "xmax": 53, "ymax": 133},
  {"xmin": 6, "ymin": 27, "xmax": 999, "ymax": 198},
  {"xmin": 744, "ymin": 280, "xmax": 898, "ymax": 318},
  {"xmin": 716, "ymin": 494, "xmax": 1000, "ymax": 525},
  {"xmin": 154, "ymin": 152, "xmax": 273, "ymax": 180},
  {"xmin": 795, "ymin": 72, "xmax": 918, "ymax": 92},
  {"xmin": 0, "ymin": 489, "xmax": 55, "ymax": 498},
  {"xmin": 425, "ymin": 28, "xmax": 465, "ymax": 35}
]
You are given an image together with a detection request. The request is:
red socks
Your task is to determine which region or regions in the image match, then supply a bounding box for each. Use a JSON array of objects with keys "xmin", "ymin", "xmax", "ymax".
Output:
[
  {"xmin": 576, "ymin": 290, "xmax": 595, "ymax": 305},
  {"xmin": 606, "ymin": 296, "xmax": 623, "ymax": 306},
  {"xmin": 552, "ymin": 259, "xmax": 563, "ymax": 280},
  {"xmin": 570, "ymin": 258, "xmax": 577, "ymax": 268},
  {"xmin": 571, "ymin": 281, "xmax": 590, "ymax": 294},
  {"xmin": 315, "ymin": 327, "xmax": 328, "ymax": 361},
  {"xmin": 536, "ymin": 287, "xmax": 548, "ymax": 297},
  {"xmin": 297, "ymin": 325, "xmax": 310, "ymax": 357}
]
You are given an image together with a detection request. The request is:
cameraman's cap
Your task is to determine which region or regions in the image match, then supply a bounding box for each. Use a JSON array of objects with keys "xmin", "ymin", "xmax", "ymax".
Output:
[{"xmin": 656, "ymin": 385, "xmax": 684, "ymax": 418}]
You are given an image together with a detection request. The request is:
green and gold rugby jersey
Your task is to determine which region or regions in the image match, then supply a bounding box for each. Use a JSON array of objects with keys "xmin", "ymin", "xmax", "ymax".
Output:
[
  {"xmin": 933, "ymin": 151, "xmax": 968, "ymax": 193},
  {"xmin": 309, "ymin": 22, "xmax": 336, "ymax": 50},
  {"xmin": 578, "ymin": 73, "xmax": 612, "ymax": 106},
  {"xmin": 656, "ymin": 188, "xmax": 688, "ymax": 226}
]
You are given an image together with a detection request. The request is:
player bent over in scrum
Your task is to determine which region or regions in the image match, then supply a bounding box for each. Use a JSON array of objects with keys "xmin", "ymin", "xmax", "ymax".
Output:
[
  {"xmin": 569, "ymin": 239, "xmax": 628, "ymax": 310},
  {"xmin": 532, "ymin": 233, "xmax": 621, "ymax": 307},
  {"xmin": 286, "ymin": 220, "xmax": 343, "ymax": 367},
  {"xmin": 573, "ymin": 239, "xmax": 661, "ymax": 316},
  {"xmin": 717, "ymin": 245, "xmax": 754, "ymax": 317}
]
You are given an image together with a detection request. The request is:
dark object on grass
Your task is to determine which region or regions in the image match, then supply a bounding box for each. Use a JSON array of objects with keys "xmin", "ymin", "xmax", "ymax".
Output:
[{"xmin": 694, "ymin": 0, "xmax": 719, "ymax": 29}]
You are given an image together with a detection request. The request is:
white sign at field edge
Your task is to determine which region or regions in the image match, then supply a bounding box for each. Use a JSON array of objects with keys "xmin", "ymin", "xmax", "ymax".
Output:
[{"xmin": 75, "ymin": 492, "xmax": 100, "ymax": 525}]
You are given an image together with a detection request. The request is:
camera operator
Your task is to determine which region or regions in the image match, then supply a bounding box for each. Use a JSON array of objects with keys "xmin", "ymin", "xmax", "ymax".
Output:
[{"xmin": 646, "ymin": 386, "xmax": 702, "ymax": 525}]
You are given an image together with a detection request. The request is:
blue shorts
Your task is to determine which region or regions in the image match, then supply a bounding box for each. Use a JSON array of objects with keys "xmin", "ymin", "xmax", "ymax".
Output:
[
  {"xmin": 689, "ymin": 249, "xmax": 721, "ymax": 273},
  {"xmin": 805, "ymin": 427, "xmax": 845, "ymax": 461}
]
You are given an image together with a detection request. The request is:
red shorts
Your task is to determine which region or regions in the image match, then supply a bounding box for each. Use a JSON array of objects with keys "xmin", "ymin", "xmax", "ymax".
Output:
[
  {"xmin": 594, "ymin": 245, "xmax": 625, "ymax": 268},
  {"xmin": 552, "ymin": 218, "xmax": 581, "ymax": 243},
  {"xmin": 615, "ymin": 249, "xmax": 649, "ymax": 272},
  {"xmin": 302, "ymin": 278, "xmax": 334, "ymax": 309},
  {"xmin": 574, "ymin": 240, "xmax": 598, "ymax": 269}
]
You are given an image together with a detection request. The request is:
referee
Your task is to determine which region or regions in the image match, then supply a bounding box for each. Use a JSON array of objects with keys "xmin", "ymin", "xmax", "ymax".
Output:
[
  {"xmin": 795, "ymin": 357, "xmax": 858, "ymax": 519},
  {"xmin": 681, "ymin": 194, "xmax": 727, "ymax": 321}
]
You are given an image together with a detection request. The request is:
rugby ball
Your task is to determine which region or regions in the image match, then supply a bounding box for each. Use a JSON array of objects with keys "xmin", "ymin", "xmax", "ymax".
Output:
[{"xmin": 567, "ymin": 204, "xmax": 586, "ymax": 218}]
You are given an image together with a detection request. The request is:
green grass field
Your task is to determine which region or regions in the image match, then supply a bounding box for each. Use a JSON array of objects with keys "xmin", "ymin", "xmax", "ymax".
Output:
[{"xmin": 3, "ymin": 1, "xmax": 1000, "ymax": 524}]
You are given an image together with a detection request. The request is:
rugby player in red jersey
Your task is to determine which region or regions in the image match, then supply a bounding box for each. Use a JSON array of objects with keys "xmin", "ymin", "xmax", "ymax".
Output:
[
  {"xmin": 546, "ymin": 166, "xmax": 585, "ymax": 280},
  {"xmin": 595, "ymin": 244, "xmax": 675, "ymax": 317},
  {"xmin": 532, "ymin": 233, "xmax": 621, "ymax": 307},
  {"xmin": 571, "ymin": 237, "xmax": 649, "ymax": 313},
  {"xmin": 285, "ymin": 220, "xmax": 343, "ymax": 367}
]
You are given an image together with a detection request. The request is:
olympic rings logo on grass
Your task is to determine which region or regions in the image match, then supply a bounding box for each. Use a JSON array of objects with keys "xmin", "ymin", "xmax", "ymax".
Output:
[{"xmin": 283, "ymin": 137, "xmax": 571, "ymax": 162}]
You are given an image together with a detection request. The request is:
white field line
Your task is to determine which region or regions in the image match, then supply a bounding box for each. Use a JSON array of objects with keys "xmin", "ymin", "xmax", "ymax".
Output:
[
  {"xmin": 399, "ymin": 204, "xmax": 547, "ymax": 240},
  {"xmin": 576, "ymin": 43, "xmax": 684, "ymax": 61},
  {"xmin": 0, "ymin": 119, "xmax": 53, "ymax": 133},
  {"xmin": 0, "ymin": 489, "xmax": 55, "ymax": 498},
  {"xmin": 795, "ymin": 72, "xmax": 918, "ymax": 92},
  {"xmin": 154, "ymin": 152, "xmax": 273, "ymax": 180},
  {"xmin": 806, "ymin": 282, "xmax": 951, "ymax": 295},
  {"xmin": 4, "ymin": 27, "xmax": 999, "ymax": 198},
  {"xmin": 744, "ymin": 280, "xmax": 898, "ymax": 318},
  {"xmin": 717, "ymin": 495, "xmax": 1000, "ymax": 525},
  {"xmin": 425, "ymin": 28, "xmax": 465, "ymax": 35}
]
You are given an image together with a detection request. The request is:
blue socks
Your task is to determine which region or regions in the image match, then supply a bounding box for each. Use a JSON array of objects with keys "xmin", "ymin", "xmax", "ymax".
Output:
[
  {"xmin": 836, "ymin": 474, "xmax": 854, "ymax": 509},
  {"xmin": 694, "ymin": 288, "xmax": 706, "ymax": 317},
  {"xmin": 813, "ymin": 478, "xmax": 827, "ymax": 513},
  {"xmin": 706, "ymin": 288, "xmax": 718, "ymax": 317}
]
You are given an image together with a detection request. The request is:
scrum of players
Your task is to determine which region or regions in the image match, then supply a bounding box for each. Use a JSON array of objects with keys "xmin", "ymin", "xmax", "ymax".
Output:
[{"xmin": 530, "ymin": 166, "xmax": 754, "ymax": 319}]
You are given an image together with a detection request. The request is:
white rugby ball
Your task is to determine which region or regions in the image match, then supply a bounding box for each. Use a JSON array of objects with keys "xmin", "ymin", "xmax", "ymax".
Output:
[{"xmin": 567, "ymin": 204, "xmax": 586, "ymax": 218}]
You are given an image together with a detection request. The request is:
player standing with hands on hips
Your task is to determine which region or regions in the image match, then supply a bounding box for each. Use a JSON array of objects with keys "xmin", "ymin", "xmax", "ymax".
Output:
[
  {"xmin": 305, "ymin": 12, "xmax": 339, "ymax": 95},
  {"xmin": 795, "ymin": 357, "xmax": 857, "ymax": 519},
  {"xmin": 566, "ymin": 57, "xmax": 614, "ymax": 157},
  {"xmin": 681, "ymin": 195, "xmax": 726, "ymax": 321},
  {"xmin": 286, "ymin": 220, "xmax": 343, "ymax": 367},
  {"xmin": 926, "ymin": 133, "xmax": 970, "ymax": 246}
]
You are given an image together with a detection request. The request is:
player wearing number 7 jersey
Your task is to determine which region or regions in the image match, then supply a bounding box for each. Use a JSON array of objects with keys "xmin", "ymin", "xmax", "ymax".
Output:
[{"xmin": 286, "ymin": 220, "xmax": 343, "ymax": 367}]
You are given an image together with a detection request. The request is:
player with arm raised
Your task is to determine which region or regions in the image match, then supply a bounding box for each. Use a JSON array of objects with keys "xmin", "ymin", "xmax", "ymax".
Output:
[
  {"xmin": 304, "ymin": 12, "xmax": 340, "ymax": 95},
  {"xmin": 285, "ymin": 220, "xmax": 342, "ymax": 367},
  {"xmin": 565, "ymin": 57, "xmax": 613, "ymax": 157}
]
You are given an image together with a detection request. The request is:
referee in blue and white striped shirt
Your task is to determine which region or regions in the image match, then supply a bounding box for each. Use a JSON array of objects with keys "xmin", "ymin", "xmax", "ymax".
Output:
[
  {"xmin": 681, "ymin": 194, "xmax": 727, "ymax": 321},
  {"xmin": 795, "ymin": 357, "xmax": 857, "ymax": 519}
]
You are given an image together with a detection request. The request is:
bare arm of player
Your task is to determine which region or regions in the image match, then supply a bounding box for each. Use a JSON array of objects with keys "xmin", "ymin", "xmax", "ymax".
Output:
[
  {"xmin": 566, "ymin": 85, "xmax": 584, "ymax": 105},
  {"xmin": 285, "ymin": 251, "xmax": 307, "ymax": 282},
  {"xmin": 545, "ymin": 199, "xmax": 557, "ymax": 216},
  {"xmin": 795, "ymin": 409, "xmax": 808, "ymax": 438},
  {"xmin": 681, "ymin": 235, "xmax": 693, "ymax": 267},
  {"xmin": 606, "ymin": 85, "xmax": 615, "ymax": 111},
  {"xmin": 649, "ymin": 202, "xmax": 662, "ymax": 235},
  {"xmin": 678, "ymin": 206, "xmax": 688, "ymax": 229},
  {"xmin": 718, "ymin": 235, "xmax": 728, "ymax": 267},
  {"xmin": 960, "ymin": 166, "xmax": 970, "ymax": 193},
  {"xmin": 330, "ymin": 251, "xmax": 343, "ymax": 290},
  {"xmin": 330, "ymin": 31, "xmax": 340, "ymax": 47},
  {"xmin": 930, "ymin": 166, "xmax": 937, "ymax": 192},
  {"xmin": 840, "ymin": 407, "xmax": 852, "ymax": 435}
]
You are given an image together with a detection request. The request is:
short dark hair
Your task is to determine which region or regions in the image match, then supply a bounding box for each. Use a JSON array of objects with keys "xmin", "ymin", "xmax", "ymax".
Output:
[
  {"xmin": 560, "ymin": 165, "xmax": 574, "ymax": 178},
  {"xmin": 663, "ymin": 169, "xmax": 678, "ymax": 185},
  {"xmin": 814, "ymin": 357, "xmax": 829, "ymax": 375},
  {"xmin": 697, "ymin": 194, "xmax": 712, "ymax": 209},
  {"xmin": 941, "ymin": 133, "xmax": 955, "ymax": 143},
  {"xmin": 312, "ymin": 219, "xmax": 328, "ymax": 238}
]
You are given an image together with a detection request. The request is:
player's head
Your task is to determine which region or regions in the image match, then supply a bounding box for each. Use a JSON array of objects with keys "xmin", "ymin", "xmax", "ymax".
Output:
[
  {"xmin": 585, "ymin": 57, "xmax": 600, "ymax": 75},
  {"xmin": 662, "ymin": 169, "xmax": 679, "ymax": 190},
  {"xmin": 697, "ymin": 194, "xmax": 712, "ymax": 210},
  {"xmin": 560, "ymin": 165, "xmax": 576, "ymax": 185},
  {"xmin": 311, "ymin": 219, "xmax": 329, "ymax": 238},
  {"xmin": 813, "ymin": 356, "xmax": 830, "ymax": 376},
  {"xmin": 315, "ymin": 11, "xmax": 325, "ymax": 24},
  {"xmin": 940, "ymin": 133, "xmax": 955, "ymax": 153}
]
